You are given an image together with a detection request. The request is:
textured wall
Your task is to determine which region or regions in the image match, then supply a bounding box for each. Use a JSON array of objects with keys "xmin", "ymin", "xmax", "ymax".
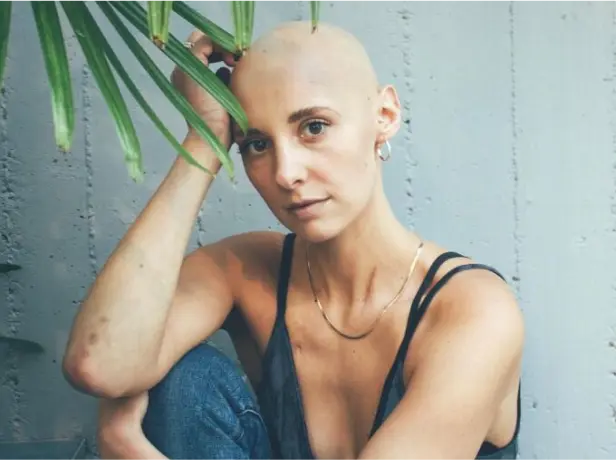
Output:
[{"xmin": 1, "ymin": 1, "xmax": 615, "ymax": 458}]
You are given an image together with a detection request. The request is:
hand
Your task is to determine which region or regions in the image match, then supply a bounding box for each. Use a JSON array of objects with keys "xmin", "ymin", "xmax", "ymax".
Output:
[
  {"xmin": 171, "ymin": 30, "xmax": 237, "ymax": 150},
  {"xmin": 97, "ymin": 392, "xmax": 150, "ymax": 458}
]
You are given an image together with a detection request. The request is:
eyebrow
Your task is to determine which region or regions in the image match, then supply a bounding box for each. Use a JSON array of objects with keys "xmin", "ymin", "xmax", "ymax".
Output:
[
  {"xmin": 287, "ymin": 106, "xmax": 336, "ymax": 124},
  {"xmin": 232, "ymin": 106, "xmax": 337, "ymax": 138}
]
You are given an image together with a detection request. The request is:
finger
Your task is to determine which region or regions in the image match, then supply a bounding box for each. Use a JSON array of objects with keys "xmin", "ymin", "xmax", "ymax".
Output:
[
  {"xmin": 223, "ymin": 52, "xmax": 239, "ymax": 67},
  {"xmin": 186, "ymin": 29, "xmax": 206, "ymax": 46},
  {"xmin": 190, "ymin": 35, "xmax": 214, "ymax": 57}
]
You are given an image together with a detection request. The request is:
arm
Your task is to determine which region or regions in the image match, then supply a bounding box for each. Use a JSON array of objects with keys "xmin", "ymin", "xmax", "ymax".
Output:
[
  {"xmin": 62, "ymin": 30, "xmax": 238, "ymax": 399},
  {"xmin": 358, "ymin": 274, "xmax": 524, "ymax": 459},
  {"xmin": 63, "ymin": 135, "xmax": 231, "ymax": 398}
]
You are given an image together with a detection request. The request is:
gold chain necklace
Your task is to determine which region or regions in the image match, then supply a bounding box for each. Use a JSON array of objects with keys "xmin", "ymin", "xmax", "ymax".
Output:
[{"xmin": 305, "ymin": 241, "xmax": 424, "ymax": 340}]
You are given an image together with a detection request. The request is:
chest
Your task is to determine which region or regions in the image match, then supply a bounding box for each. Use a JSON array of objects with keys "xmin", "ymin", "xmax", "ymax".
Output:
[{"xmin": 234, "ymin": 280, "xmax": 415, "ymax": 458}]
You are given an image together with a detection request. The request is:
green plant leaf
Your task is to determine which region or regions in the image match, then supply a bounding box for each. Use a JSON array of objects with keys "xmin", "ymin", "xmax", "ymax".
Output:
[
  {"xmin": 172, "ymin": 1, "xmax": 235, "ymax": 54},
  {"xmin": 146, "ymin": 0, "xmax": 155, "ymax": 40},
  {"xmin": 310, "ymin": 1, "xmax": 320, "ymax": 32},
  {"xmin": 243, "ymin": 1, "xmax": 255, "ymax": 51},
  {"xmin": 147, "ymin": 1, "xmax": 172, "ymax": 48},
  {"xmin": 83, "ymin": 2, "xmax": 212, "ymax": 176},
  {"xmin": 231, "ymin": 2, "xmax": 243, "ymax": 51},
  {"xmin": 111, "ymin": 1, "xmax": 248, "ymax": 134},
  {"xmin": 0, "ymin": 263, "xmax": 20, "ymax": 274},
  {"xmin": 97, "ymin": 1, "xmax": 233, "ymax": 177},
  {"xmin": 160, "ymin": 0, "xmax": 173, "ymax": 44},
  {"xmin": 0, "ymin": 2, "xmax": 12, "ymax": 88},
  {"xmin": 61, "ymin": 1, "xmax": 144, "ymax": 182},
  {"xmin": 32, "ymin": 1, "xmax": 75, "ymax": 152}
]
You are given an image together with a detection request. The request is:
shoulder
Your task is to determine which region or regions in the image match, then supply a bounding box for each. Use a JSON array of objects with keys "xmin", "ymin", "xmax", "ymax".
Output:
[
  {"xmin": 434, "ymin": 257, "xmax": 523, "ymax": 341},
  {"xmin": 189, "ymin": 229, "xmax": 286, "ymax": 269},
  {"xmin": 186, "ymin": 230, "xmax": 288, "ymax": 292},
  {"xmin": 410, "ymin": 247, "xmax": 524, "ymax": 378}
]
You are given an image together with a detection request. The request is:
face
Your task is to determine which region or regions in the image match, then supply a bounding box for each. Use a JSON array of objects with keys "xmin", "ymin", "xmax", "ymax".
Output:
[{"xmin": 230, "ymin": 50, "xmax": 400, "ymax": 243}]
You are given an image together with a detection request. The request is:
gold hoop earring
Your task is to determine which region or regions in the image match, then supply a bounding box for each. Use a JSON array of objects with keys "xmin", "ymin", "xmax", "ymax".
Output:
[{"xmin": 378, "ymin": 141, "xmax": 392, "ymax": 161}]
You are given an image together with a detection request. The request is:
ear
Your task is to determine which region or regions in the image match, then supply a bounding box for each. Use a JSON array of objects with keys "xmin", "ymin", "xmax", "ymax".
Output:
[{"xmin": 375, "ymin": 84, "xmax": 402, "ymax": 146}]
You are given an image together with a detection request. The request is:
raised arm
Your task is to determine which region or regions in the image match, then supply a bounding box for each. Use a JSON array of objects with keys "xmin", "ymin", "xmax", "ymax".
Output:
[{"xmin": 62, "ymin": 30, "xmax": 239, "ymax": 399}]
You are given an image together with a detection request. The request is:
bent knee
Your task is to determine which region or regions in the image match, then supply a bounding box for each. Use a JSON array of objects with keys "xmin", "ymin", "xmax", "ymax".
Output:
[{"xmin": 148, "ymin": 342, "xmax": 252, "ymax": 412}]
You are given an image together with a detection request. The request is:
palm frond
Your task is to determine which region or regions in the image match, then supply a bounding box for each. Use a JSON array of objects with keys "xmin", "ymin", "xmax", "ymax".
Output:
[
  {"xmin": 147, "ymin": 1, "xmax": 173, "ymax": 48},
  {"xmin": 83, "ymin": 2, "xmax": 211, "ymax": 175},
  {"xmin": 111, "ymin": 1, "xmax": 248, "ymax": 134},
  {"xmin": 0, "ymin": 2, "xmax": 12, "ymax": 88},
  {"xmin": 172, "ymin": 1, "xmax": 236, "ymax": 54},
  {"xmin": 98, "ymin": 1, "xmax": 233, "ymax": 177},
  {"xmin": 61, "ymin": 1, "xmax": 144, "ymax": 182},
  {"xmin": 32, "ymin": 2, "xmax": 75, "ymax": 152},
  {"xmin": 310, "ymin": 1, "xmax": 320, "ymax": 32}
]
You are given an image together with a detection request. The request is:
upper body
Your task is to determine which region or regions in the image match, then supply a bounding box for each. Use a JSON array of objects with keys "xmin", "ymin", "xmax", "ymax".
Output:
[{"xmin": 63, "ymin": 20, "xmax": 524, "ymax": 459}]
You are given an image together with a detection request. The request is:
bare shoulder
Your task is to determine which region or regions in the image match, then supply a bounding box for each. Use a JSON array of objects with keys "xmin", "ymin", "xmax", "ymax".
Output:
[
  {"xmin": 185, "ymin": 231, "xmax": 285, "ymax": 304},
  {"xmin": 431, "ymin": 255, "xmax": 523, "ymax": 341},
  {"xmin": 410, "ymin": 246, "xmax": 524, "ymax": 378},
  {"xmin": 190, "ymin": 230, "xmax": 286, "ymax": 283}
]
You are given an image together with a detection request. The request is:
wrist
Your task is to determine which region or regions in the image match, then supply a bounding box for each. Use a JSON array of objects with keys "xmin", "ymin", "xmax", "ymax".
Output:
[
  {"xmin": 184, "ymin": 128, "xmax": 230, "ymax": 152},
  {"xmin": 179, "ymin": 132, "xmax": 226, "ymax": 174}
]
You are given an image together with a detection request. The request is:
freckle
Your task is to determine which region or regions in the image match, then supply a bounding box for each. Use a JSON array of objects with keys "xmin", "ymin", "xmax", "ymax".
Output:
[
  {"xmin": 99, "ymin": 316, "xmax": 108, "ymax": 324},
  {"xmin": 88, "ymin": 333, "xmax": 98, "ymax": 345},
  {"xmin": 139, "ymin": 263, "xmax": 144, "ymax": 268}
]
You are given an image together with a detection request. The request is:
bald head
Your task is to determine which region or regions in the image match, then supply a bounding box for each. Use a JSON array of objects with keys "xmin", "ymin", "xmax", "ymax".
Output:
[{"xmin": 230, "ymin": 21, "xmax": 380, "ymax": 105}]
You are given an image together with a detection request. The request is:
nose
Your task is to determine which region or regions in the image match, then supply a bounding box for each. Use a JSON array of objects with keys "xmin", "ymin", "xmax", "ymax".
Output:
[{"xmin": 275, "ymin": 142, "xmax": 307, "ymax": 190}]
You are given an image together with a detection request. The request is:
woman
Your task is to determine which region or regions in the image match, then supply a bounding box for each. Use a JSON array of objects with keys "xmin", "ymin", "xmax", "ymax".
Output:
[{"xmin": 63, "ymin": 21, "xmax": 524, "ymax": 459}]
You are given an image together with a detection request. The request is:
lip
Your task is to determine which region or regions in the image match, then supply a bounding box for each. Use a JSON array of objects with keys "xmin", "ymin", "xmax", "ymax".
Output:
[{"xmin": 286, "ymin": 197, "xmax": 330, "ymax": 219}]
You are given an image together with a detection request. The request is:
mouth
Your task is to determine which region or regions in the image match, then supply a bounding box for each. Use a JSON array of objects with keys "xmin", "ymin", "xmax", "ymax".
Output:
[
  {"xmin": 287, "ymin": 198, "xmax": 328, "ymax": 210},
  {"xmin": 286, "ymin": 197, "xmax": 330, "ymax": 218}
]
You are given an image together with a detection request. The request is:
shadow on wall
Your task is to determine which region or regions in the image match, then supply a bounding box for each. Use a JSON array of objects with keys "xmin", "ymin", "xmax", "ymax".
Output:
[{"xmin": 0, "ymin": 263, "xmax": 82, "ymax": 459}]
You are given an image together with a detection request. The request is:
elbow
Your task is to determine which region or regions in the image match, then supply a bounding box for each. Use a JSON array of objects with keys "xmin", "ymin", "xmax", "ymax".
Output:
[{"xmin": 62, "ymin": 351, "xmax": 133, "ymax": 399}]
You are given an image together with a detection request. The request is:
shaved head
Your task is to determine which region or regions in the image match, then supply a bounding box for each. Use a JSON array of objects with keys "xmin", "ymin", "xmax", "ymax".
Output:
[
  {"xmin": 230, "ymin": 21, "xmax": 381, "ymax": 119},
  {"xmin": 232, "ymin": 21, "xmax": 379, "ymax": 96}
]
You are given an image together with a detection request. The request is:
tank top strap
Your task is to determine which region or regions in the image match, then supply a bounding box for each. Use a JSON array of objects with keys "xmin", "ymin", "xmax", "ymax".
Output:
[
  {"xmin": 398, "ymin": 251, "xmax": 468, "ymax": 354},
  {"xmin": 276, "ymin": 233, "xmax": 297, "ymax": 316},
  {"xmin": 399, "ymin": 259, "xmax": 506, "ymax": 369},
  {"xmin": 418, "ymin": 263, "xmax": 506, "ymax": 316},
  {"xmin": 370, "ymin": 251, "xmax": 467, "ymax": 432}
]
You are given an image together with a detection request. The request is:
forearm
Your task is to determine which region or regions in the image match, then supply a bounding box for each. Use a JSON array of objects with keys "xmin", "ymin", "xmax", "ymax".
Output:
[{"xmin": 64, "ymin": 134, "xmax": 222, "ymax": 396}]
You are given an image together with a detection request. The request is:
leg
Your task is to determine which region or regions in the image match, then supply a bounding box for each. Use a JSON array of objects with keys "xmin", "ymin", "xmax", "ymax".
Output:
[{"xmin": 142, "ymin": 342, "xmax": 271, "ymax": 459}]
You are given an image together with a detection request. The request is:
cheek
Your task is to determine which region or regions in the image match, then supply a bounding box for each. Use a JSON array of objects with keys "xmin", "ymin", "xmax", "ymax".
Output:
[
  {"xmin": 244, "ymin": 158, "xmax": 278, "ymax": 199},
  {"xmin": 320, "ymin": 147, "xmax": 376, "ymax": 199}
]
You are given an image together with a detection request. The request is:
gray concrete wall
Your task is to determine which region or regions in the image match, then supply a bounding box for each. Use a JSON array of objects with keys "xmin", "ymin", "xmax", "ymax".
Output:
[{"xmin": 0, "ymin": 1, "xmax": 614, "ymax": 458}]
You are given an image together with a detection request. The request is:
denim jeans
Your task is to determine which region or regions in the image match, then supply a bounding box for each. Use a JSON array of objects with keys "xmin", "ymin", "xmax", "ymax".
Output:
[{"xmin": 142, "ymin": 342, "xmax": 272, "ymax": 459}]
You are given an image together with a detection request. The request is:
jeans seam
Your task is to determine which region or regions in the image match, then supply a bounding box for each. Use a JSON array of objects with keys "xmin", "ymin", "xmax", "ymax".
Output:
[
  {"xmin": 237, "ymin": 407, "xmax": 269, "ymax": 455},
  {"xmin": 238, "ymin": 408, "xmax": 267, "ymax": 427}
]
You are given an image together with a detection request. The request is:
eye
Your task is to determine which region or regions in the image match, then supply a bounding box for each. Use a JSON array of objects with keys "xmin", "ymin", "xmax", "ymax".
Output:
[
  {"xmin": 301, "ymin": 120, "xmax": 329, "ymax": 138},
  {"xmin": 239, "ymin": 138, "xmax": 270, "ymax": 157}
]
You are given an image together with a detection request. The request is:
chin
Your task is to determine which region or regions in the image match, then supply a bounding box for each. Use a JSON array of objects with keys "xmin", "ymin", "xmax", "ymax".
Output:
[{"xmin": 283, "ymin": 216, "xmax": 346, "ymax": 244}]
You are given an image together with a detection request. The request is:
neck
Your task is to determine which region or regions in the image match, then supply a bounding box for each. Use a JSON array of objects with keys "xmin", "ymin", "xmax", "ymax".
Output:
[{"xmin": 305, "ymin": 187, "xmax": 422, "ymax": 318}]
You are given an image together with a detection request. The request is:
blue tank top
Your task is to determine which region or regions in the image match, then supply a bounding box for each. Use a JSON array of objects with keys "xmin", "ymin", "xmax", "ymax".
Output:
[{"xmin": 256, "ymin": 233, "xmax": 520, "ymax": 459}]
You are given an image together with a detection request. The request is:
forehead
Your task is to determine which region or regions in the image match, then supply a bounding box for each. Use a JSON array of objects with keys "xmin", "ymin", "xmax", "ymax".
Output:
[{"xmin": 230, "ymin": 53, "xmax": 354, "ymax": 127}]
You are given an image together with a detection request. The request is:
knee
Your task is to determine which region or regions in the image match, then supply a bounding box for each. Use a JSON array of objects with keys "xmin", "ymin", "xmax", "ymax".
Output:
[
  {"xmin": 142, "ymin": 343, "xmax": 264, "ymax": 458},
  {"xmin": 146, "ymin": 342, "xmax": 253, "ymax": 418}
]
